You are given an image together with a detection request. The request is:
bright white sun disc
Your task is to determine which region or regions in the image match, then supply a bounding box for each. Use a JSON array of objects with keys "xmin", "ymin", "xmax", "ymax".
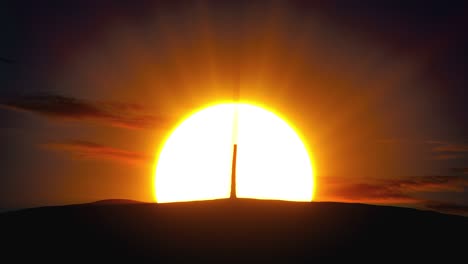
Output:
[{"xmin": 154, "ymin": 103, "xmax": 315, "ymax": 203}]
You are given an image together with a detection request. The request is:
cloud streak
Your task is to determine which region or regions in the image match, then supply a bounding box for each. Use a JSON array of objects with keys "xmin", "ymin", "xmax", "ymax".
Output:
[
  {"xmin": 0, "ymin": 93, "xmax": 168, "ymax": 130},
  {"xmin": 432, "ymin": 154, "xmax": 462, "ymax": 160},
  {"xmin": 377, "ymin": 139, "xmax": 468, "ymax": 160},
  {"xmin": 425, "ymin": 201, "xmax": 468, "ymax": 216},
  {"xmin": 432, "ymin": 144, "xmax": 468, "ymax": 153},
  {"xmin": 430, "ymin": 141, "xmax": 468, "ymax": 160},
  {"xmin": 317, "ymin": 175, "xmax": 468, "ymax": 204},
  {"xmin": 451, "ymin": 168, "xmax": 468, "ymax": 175},
  {"xmin": 41, "ymin": 140, "xmax": 152, "ymax": 165},
  {"xmin": 0, "ymin": 57, "xmax": 14, "ymax": 64}
]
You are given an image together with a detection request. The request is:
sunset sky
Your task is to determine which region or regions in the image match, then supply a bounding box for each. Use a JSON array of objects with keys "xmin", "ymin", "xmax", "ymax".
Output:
[{"xmin": 1, "ymin": 1, "xmax": 467, "ymax": 215}]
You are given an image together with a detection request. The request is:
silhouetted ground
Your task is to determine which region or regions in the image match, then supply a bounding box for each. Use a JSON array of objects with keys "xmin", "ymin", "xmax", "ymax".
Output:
[{"xmin": 1, "ymin": 199, "xmax": 467, "ymax": 262}]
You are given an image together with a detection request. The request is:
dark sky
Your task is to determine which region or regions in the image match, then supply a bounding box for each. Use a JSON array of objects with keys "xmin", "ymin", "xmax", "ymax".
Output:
[{"xmin": 0, "ymin": 0, "xmax": 467, "ymax": 215}]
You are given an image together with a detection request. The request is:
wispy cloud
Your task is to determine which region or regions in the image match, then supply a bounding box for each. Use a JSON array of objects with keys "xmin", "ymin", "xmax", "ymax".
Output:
[
  {"xmin": 317, "ymin": 177, "xmax": 415, "ymax": 204},
  {"xmin": 432, "ymin": 144, "xmax": 468, "ymax": 153},
  {"xmin": 424, "ymin": 201, "xmax": 468, "ymax": 216},
  {"xmin": 317, "ymin": 175, "xmax": 468, "ymax": 204},
  {"xmin": 451, "ymin": 168, "xmax": 468, "ymax": 175},
  {"xmin": 430, "ymin": 141, "xmax": 468, "ymax": 160},
  {"xmin": 394, "ymin": 176, "xmax": 468, "ymax": 192},
  {"xmin": 327, "ymin": 182, "xmax": 418, "ymax": 204},
  {"xmin": 0, "ymin": 93, "xmax": 169, "ymax": 130},
  {"xmin": 432, "ymin": 154, "xmax": 462, "ymax": 160},
  {"xmin": 41, "ymin": 140, "xmax": 152, "ymax": 165},
  {"xmin": 376, "ymin": 139, "xmax": 468, "ymax": 160},
  {"xmin": 0, "ymin": 57, "xmax": 14, "ymax": 64},
  {"xmin": 425, "ymin": 140, "xmax": 450, "ymax": 145}
]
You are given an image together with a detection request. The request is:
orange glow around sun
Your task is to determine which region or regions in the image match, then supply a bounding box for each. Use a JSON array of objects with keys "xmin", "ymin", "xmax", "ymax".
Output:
[{"xmin": 154, "ymin": 103, "xmax": 315, "ymax": 203}]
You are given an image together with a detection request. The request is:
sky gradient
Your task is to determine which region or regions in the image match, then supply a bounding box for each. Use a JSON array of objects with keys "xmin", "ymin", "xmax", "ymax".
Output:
[{"xmin": 1, "ymin": 0, "xmax": 467, "ymax": 215}]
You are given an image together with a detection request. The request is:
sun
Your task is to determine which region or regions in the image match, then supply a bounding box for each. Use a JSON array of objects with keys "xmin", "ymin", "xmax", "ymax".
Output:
[{"xmin": 153, "ymin": 103, "xmax": 315, "ymax": 203}]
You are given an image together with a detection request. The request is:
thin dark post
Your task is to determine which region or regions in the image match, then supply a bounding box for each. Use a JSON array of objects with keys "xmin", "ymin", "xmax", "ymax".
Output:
[
  {"xmin": 230, "ymin": 144, "xmax": 237, "ymax": 199},
  {"xmin": 231, "ymin": 65, "xmax": 240, "ymax": 200}
]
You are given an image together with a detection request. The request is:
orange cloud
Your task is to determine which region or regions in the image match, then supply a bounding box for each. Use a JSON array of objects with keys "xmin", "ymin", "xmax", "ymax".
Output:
[{"xmin": 41, "ymin": 140, "xmax": 152, "ymax": 165}]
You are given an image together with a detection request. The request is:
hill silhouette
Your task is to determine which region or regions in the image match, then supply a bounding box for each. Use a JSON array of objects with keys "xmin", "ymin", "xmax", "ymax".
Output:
[
  {"xmin": 89, "ymin": 199, "xmax": 147, "ymax": 205},
  {"xmin": 1, "ymin": 199, "xmax": 467, "ymax": 262}
]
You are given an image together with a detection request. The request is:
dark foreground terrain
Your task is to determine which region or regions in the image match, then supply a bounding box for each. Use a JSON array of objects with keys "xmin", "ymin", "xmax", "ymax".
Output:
[{"xmin": 1, "ymin": 199, "xmax": 467, "ymax": 262}]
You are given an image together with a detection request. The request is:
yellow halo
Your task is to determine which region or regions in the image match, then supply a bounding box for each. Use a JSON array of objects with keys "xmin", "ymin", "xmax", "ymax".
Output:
[{"xmin": 154, "ymin": 103, "xmax": 315, "ymax": 203}]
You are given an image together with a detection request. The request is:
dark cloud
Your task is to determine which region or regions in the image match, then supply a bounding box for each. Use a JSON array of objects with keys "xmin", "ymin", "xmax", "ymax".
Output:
[
  {"xmin": 41, "ymin": 140, "xmax": 152, "ymax": 165},
  {"xmin": 317, "ymin": 176, "xmax": 414, "ymax": 204},
  {"xmin": 0, "ymin": 57, "xmax": 14, "ymax": 64},
  {"xmin": 425, "ymin": 201, "xmax": 468, "ymax": 216},
  {"xmin": 318, "ymin": 175, "xmax": 468, "ymax": 204},
  {"xmin": 393, "ymin": 175, "xmax": 468, "ymax": 192},
  {"xmin": 317, "ymin": 175, "xmax": 468, "ymax": 216},
  {"xmin": 433, "ymin": 144, "xmax": 468, "ymax": 153},
  {"xmin": 0, "ymin": 93, "xmax": 168, "ymax": 130},
  {"xmin": 376, "ymin": 139, "xmax": 467, "ymax": 160},
  {"xmin": 426, "ymin": 140, "xmax": 449, "ymax": 145},
  {"xmin": 430, "ymin": 142, "xmax": 468, "ymax": 160},
  {"xmin": 451, "ymin": 168, "xmax": 468, "ymax": 174},
  {"xmin": 432, "ymin": 154, "xmax": 461, "ymax": 160},
  {"xmin": 1, "ymin": 94, "xmax": 104, "ymax": 118},
  {"xmin": 326, "ymin": 181, "xmax": 418, "ymax": 204}
]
